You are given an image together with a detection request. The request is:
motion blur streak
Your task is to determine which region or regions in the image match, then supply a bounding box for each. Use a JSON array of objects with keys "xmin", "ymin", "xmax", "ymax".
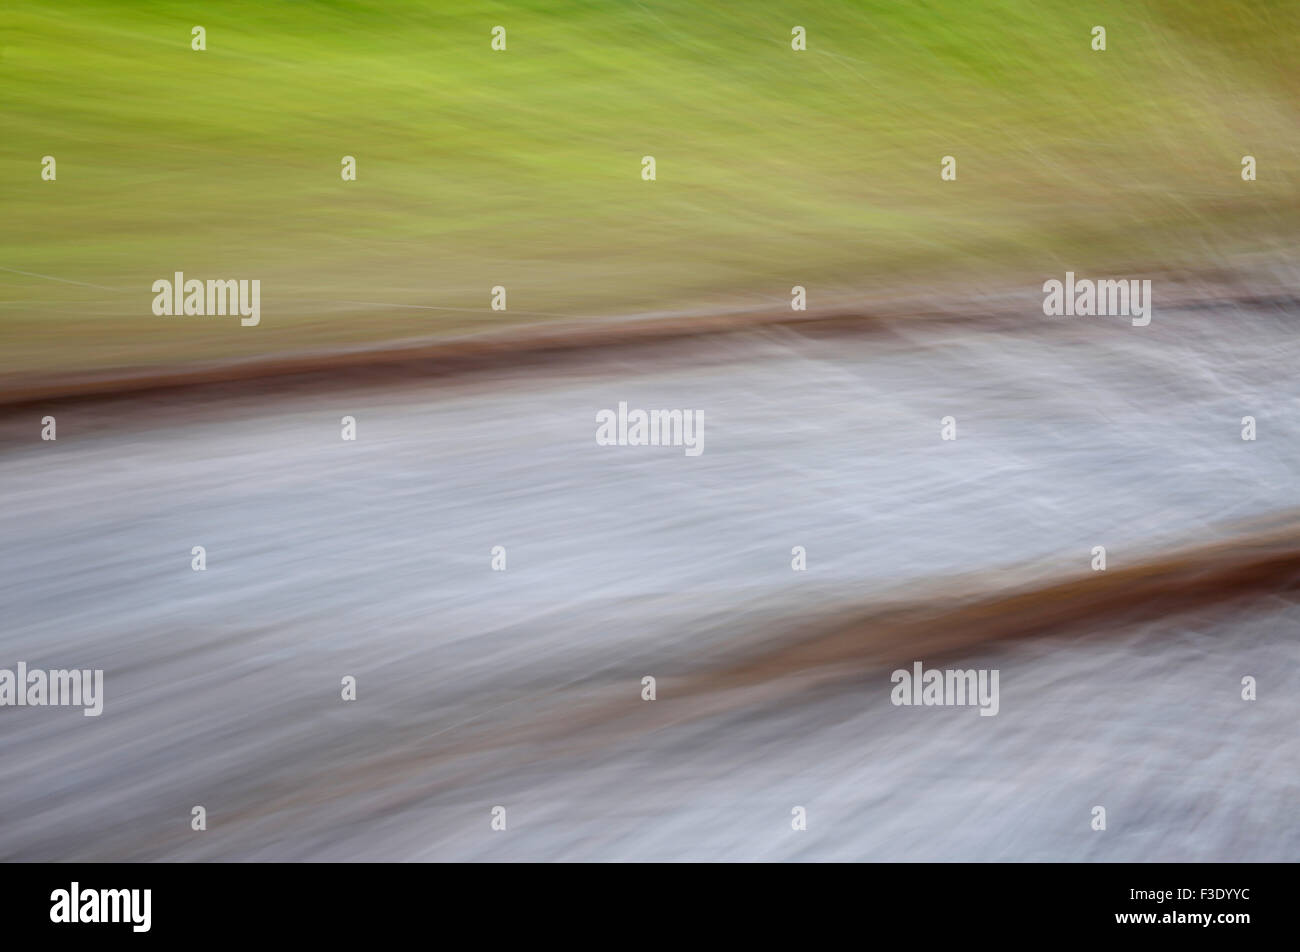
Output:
[{"xmin": 1, "ymin": 295, "xmax": 1297, "ymax": 860}]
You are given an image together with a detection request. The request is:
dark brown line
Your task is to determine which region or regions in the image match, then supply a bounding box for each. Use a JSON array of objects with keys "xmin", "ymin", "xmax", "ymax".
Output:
[{"xmin": 3, "ymin": 284, "xmax": 1292, "ymax": 415}]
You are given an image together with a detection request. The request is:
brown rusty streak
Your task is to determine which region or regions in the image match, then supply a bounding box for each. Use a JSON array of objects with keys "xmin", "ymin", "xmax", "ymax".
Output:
[{"xmin": 5, "ymin": 282, "xmax": 1290, "ymax": 414}]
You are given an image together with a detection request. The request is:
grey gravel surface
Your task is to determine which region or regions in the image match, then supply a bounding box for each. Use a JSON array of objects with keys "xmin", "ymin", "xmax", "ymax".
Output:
[{"xmin": 1, "ymin": 300, "xmax": 1297, "ymax": 860}]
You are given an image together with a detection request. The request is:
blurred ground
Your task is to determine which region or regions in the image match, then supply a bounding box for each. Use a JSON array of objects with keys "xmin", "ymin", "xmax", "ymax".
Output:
[{"xmin": 1, "ymin": 297, "xmax": 1297, "ymax": 861}]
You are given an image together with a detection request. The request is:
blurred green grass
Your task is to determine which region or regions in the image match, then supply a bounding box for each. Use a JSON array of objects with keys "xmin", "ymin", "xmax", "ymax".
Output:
[{"xmin": 1, "ymin": 0, "xmax": 1297, "ymax": 376}]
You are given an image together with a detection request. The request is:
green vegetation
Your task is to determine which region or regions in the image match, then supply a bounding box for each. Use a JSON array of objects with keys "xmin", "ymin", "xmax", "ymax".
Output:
[{"xmin": 2, "ymin": 1, "xmax": 1297, "ymax": 376}]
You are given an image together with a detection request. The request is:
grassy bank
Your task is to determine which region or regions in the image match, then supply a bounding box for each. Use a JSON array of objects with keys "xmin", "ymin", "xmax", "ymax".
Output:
[{"xmin": 2, "ymin": 0, "xmax": 1297, "ymax": 377}]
